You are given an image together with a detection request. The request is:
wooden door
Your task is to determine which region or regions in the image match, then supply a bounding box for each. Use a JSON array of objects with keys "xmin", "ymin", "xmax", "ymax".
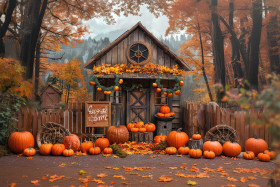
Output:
[{"xmin": 127, "ymin": 90, "xmax": 150, "ymax": 123}]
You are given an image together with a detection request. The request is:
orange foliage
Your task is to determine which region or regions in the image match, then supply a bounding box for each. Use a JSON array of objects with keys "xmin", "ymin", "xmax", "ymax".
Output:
[{"xmin": 0, "ymin": 58, "xmax": 33, "ymax": 99}]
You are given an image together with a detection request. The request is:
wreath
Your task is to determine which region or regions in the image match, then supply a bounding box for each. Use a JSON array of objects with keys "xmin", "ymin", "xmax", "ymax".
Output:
[
  {"xmin": 153, "ymin": 77, "xmax": 184, "ymax": 97},
  {"xmin": 90, "ymin": 75, "xmax": 123, "ymax": 95}
]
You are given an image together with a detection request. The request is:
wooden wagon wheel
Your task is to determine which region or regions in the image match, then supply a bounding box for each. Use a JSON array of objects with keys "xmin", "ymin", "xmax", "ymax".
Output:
[
  {"xmin": 204, "ymin": 124, "xmax": 239, "ymax": 145},
  {"xmin": 36, "ymin": 122, "xmax": 71, "ymax": 147}
]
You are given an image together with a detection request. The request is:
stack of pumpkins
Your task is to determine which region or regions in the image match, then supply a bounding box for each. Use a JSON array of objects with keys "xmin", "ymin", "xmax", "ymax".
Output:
[
  {"xmin": 161, "ymin": 130, "xmax": 276, "ymax": 161},
  {"xmin": 156, "ymin": 106, "xmax": 175, "ymax": 118},
  {"xmin": 126, "ymin": 121, "xmax": 156, "ymax": 133}
]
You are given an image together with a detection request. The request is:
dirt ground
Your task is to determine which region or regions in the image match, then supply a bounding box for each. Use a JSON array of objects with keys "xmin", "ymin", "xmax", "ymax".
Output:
[{"xmin": 0, "ymin": 153, "xmax": 276, "ymax": 187}]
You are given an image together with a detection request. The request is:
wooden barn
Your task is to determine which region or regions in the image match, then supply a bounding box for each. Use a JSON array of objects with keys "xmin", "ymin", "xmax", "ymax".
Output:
[
  {"xmin": 84, "ymin": 22, "xmax": 190, "ymax": 130},
  {"xmin": 40, "ymin": 84, "xmax": 62, "ymax": 110}
]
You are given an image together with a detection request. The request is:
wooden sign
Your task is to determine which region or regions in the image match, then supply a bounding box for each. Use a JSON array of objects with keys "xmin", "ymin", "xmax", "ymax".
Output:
[{"xmin": 85, "ymin": 101, "xmax": 111, "ymax": 127}]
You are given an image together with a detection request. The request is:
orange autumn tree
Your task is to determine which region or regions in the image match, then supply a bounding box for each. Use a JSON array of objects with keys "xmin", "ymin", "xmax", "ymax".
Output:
[{"xmin": 49, "ymin": 58, "xmax": 88, "ymax": 103}]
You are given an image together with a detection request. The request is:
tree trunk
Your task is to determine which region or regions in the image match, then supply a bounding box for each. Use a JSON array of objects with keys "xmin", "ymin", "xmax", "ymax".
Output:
[
  {"xmin": 34, "ymin": 33, "xmax": 41, "ymax": 102},
  {"xmin": 20, "ymin": 0, "xmax": 47, "ymax": 79},
  {"xmin": 0, "ymin": 0, "xmax": 17, "ymax": 57},
  {"xmin": 267, "ymin": 10, "xmax": 280, "ymax": 74},
  {"xmin": 247, "ymin": 0, "xmax": 263, "ymax": 90},
  {"xmin": 198, "ymin": 23, "xmax": 213, "ymax": 101},
  {"xmin": 211, "ymin": 0, "xmax": 226, "ymax": 86}
]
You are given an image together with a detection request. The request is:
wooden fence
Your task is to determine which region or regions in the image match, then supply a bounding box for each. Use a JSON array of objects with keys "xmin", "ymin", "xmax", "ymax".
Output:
[{"xmin": 184, "ymin": 102, "xmax": 272, "ymax": 150}]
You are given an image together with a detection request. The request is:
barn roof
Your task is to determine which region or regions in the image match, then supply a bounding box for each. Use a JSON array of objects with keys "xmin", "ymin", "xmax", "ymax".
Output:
[
  {"xmin": 84, "ymin": 22, "xmax": 191, "ymax": 71},
  {"xmin": 40, "ymin": 84, "xmax": 62, "ymax": 96}
]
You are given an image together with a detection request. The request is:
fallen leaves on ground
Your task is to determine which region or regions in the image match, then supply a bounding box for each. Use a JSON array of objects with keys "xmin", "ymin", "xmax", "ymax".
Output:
[
  {"xmin": 10, "ymin": 183, "xmax": 16, "ymax": 187},
  {"xmin": 240, "ymin": 177, "xmax": 247, "ymax": 183},
  {"xmin": 71, "ymin": 162, "xmax": 76, "ymax": 165},
  {"xmin": 79, "ymin": 170, "xmax": 86, "ymax": 175},
  {"xmin": 187, "ymin": 180, "xmax": 197, "ymax": 185},
  {"xmin": 248, "ymin": 184, "xmax": 260, "ymax": 187},
  {"xmin": 30, "ymin": 180, "xmax": 39, "ymax": 185},
  {"xmin": 113, "ymin": 175, "xmax": 126, "ymax": 180},
  {"xmin": 97, "ymin": 173, "xmax": 107, "ymax": 178},
  {"xmin": 27, "ymin": 157, "xmax": 33, "ymax": 159},
  {"xmin": 227, "ymin": 177, "xmax": 237, "ymax": 182},
  {"xmin": 158, "ymin": 175, "xmax": 173, "ymax": 182},
  {"xmin": 49, "ymin": 175, "xmax": 64, "ymax": 182},
  {"xmin": 59, "ymin": 163, "xmax": 66, "ymax": 167}
]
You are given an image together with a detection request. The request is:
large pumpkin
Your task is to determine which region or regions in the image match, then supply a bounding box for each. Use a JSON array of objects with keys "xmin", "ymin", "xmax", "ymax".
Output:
[
  {"xmin": 223, "ymin": 142, "xmax": 241, "ymax": 157},
  {"xmin": 63, "ymin": 134, "xmax": 80, "ymax": 152},
  {"xmin": 106, "ymin": 125, "xmax": 129, "ymax": 144},
  {"xmin": 245, "ymin": 137, "xmax": 268, "ymax": 155},
  {"xmin": 167, "ymin": 128, "xmax": 189, "ymax": 149},
  {"xmin": 8, "ymin": 131, "xmax": 35, "ymax": 154},
  {"xmin": 203, "ymin": 141, "xmax": 223, "ymax": 156},
  {"xmin": 95, "ymin": 138, "xmax": 110, "ymax": 151},
  {"xmin": 160, "ymin": 106, "xmax": 170, "ymax": 114}
]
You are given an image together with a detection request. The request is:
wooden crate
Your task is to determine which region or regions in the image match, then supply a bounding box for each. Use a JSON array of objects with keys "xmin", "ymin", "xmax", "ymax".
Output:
[{"xmin": 129, "ymin": 132, "xmax": 153, "ymax": 143}]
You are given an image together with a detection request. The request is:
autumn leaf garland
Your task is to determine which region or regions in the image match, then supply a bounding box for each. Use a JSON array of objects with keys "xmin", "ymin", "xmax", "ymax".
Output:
[
  {"xmin": 90, "ymin": 74, "xmax": 122, "ymax": 94},
  {"xmin": 154, "ymin": 77, "xmax": 182, "ymax": 95}
]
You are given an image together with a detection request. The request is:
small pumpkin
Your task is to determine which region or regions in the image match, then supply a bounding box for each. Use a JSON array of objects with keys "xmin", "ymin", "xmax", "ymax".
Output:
[
  {"xmin": 152, "ymin": 83, "xmax": 157, "ymax": 87},
  {"xmin": 157, "ymin": 113, "xmax": 165, "ymax": 117},
  {"xmin": 139, "ymin": 126, "xmax": 146, "ymax": 133},
  {"xmin": 136, "ymin": 121, "xmax": 144, "ymax": 128},
  {"xmin": 160, "ymin": 106, "xmax": 170, "ymax": 114},
  {"xmin": 52, "ymin": 144, "xmax": 65, "ymax": 156},
  {"xmin": 264, "ymin": 149, "xmax": 277, "ymax": 160},
  {"xmin": 95, "ymin": 138, "xmax": 110, "ymax": 151},
  {"xmin": 119, "ymin": 79, "xmax": 123, "ymax": 84},
  {"xmin": 164, "ymin": 113, "xmax": 172, "ymax": 118},
  {"xmin": 80, "ymin": 141, "xmax": 94, "ymax": 153},
  {"xmin": 23, "ymin": 146, "xmax": 36, "ymax": 156},
  {"xmin": 245, "ymin": 137, "xmax": 268, "ymax": 155},
  {"xmin": 89, "ymin": 81, "xmax": 96, "ymax": 85},
  {"xmin": 63, "ymin": 147, "xmax": 74, "ymax": 157},
  {"xmin": 243, "ymin": 151, "xmax": 255, "ymax": 160},
  {"xmin": 89, "ymin": 146, "xmax": 101, "ymax": 155},
  {"xmin": 114, "ymin": 86, "xmax": 120, "ymax": 91},
  {"xmin": 192, "ymin": 133, "xmax": 201, "ymax": 140},
  {"xmin": 189, "ymin": 149, "xmax": 202, "ymax": 158},
  {"xmin": 222, "ymin": 142, "xmax": 241, "ymax": 157},
  {"xmin": 170, "ymin": 112, "xmax": 175, "ymax": 116},
  {"xmin": 156, "ymin": 88, "xmax": 162, "ymax": 93},
  {"xmin": 167, "ymin": 93, "xmax": 173, "ymax": 97},
  {"xmin": 127, "ymin": 122, "xmax": 136, "ymax": 131},
  {"xmin": 178, "ymin": 146, "xmax": 190, "ymax": 155},
  {"xmin": 153, "ymin": 135, "xmax": 167, "ymax": 144},
  {"xmin": 180, "ymin": 81, "xmax": 184, "ymax": 86},
  {"xmin": 103, "ymin": 147, "xmax": 113, "ymax": 154},
  {"xmin": 144, "ymin": 123, "xmax": 156, "ymax": 132},
  {"xmin": 106, "ymin": 124, "xmax": 129, "ymax": 144},
  {"xmin": 97, "ymin": 87, "xmax": 102, "ymax": 91},
  {"xmin": 39, "ymin": 143, "xmax": 53, "ymax": 155},
  {"xmin": 163, "ymin": 92, "xmax": 167, "ymax": 96},
  {"xmin": 203, "ymin": 141, "xmax": 223, "ymax": 156},
  {"xmin": 203, "ymin": 149, "xmax": 215, "ymax": 159},
  {"xmin": 257, "ymin": 152, "xmax": 270, "ymax": 162},
  {"xmin": 63, "ymin": 134, "xmax": 80, "ymax": 152},
  {"xmin": 174, "ymin": 90, "xmax": 181, "ymax": 95},
  {"xmin": 131, "ymin": 127, "xmax": 139, "ymax": 133},
  {"xmin": 167, "ymin": 128, "xmax": 189, "ymax": 149},
  {"xmin": 8, "ymin": 131, "xmax": 35, "ymax": 154},
  {"xmin": 165, "ymin": 147, "xmax": 177, "ymax": 155}
]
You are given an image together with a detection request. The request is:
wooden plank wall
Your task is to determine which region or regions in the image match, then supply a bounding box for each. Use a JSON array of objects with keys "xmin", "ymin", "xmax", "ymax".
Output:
[
  {"xmin": 98, "ymin": 28, "xmax": 178, "ymax": 67},
  {"xmin": 184, "ymin": 103, "xmax": 272, "ymax": 150}
]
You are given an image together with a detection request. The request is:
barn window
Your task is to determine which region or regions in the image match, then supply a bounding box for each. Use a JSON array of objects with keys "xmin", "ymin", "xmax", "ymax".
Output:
[
  {"xmin": 155, "ymin": 91, "xmax": 168, "ymax": 105},
  {"xmin": 127, "ymin": 42, "xmax": 151, "ymax": 65}
]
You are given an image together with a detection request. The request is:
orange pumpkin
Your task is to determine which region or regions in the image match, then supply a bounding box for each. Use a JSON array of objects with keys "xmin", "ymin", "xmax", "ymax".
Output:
[
  {"xmin": 164, "ymin": 113, "xmax": 172, "ymax": 118},
  {"xmin": 167, "ymin": 128, "xmax": 189, "ymax": 149},
  {"xmin": 180, "ymin": 81, "xmax": 184, "ymax": 86},
  {"xmin": 223, "ymin": 142, "xmax": 241, "ymax": 157},
  {"xmin": 243, "ymin": 151, "xmax": 255, "ymax": 160},
  {"xmin": 160, "ymin": 106, "xmax": 170, "ymax": 114},
  {"xmin": 89, "ymin": 146, "xmax": 101, "ymax": 155},
  {"xmin": 23, "ymin": 146, "xmax": 36, "ymax": 156},
  {"xmin": 153, "ymin": 135, "xmax": 167, "ymax": 144},
  {"xmin": 264, "ymin": 150, "xmax": 277, "ymax": 160},
  {"xmin": 63, "ymin": 147, "xmax": 74, "ymax": 157},
  {"xmin": 144, "ymin": 123, "xmax": 156, "ymax": 132},
  {"xmin": 127, "ymin": 122, "xmax": 136, "ymax": 131},
  {"xmin": 189, "ymin": 149, "xmax": 202, "ymax": 158},
  {"xmin": 103, "ymin": 147, "xmax": 113, "ymax": 154},
  {"xmin": 8, "ymin": 131, "xmax": 35, "ymax": 154},
  {"xmin": 136, "ymin": 121, "xmax": 144, "ymax": 128},
  {"xmin": 165, "ymin": 147, "xmax": 177, "ymax": 155},
  {"xmin": 152, "ymin": 83, "xmax": 157, "ymax": 87},
  {"xmin": 114, "ymin": 86, "xmax": 120, "ymax": 91},
  {"xmin": 192, "ymin": 134, "xmax": 201, "ymax": 140},
  {"xmin": 157, "ymin": 113, "xmax": 165, "ymax": 117},
  {"xmin": 174, "ymin": 90, "xmax": 181, "ymax": 95},
  {"xmin": 80, "ymin": 141, "xmax": 94, "ymax": 153},
  {"xmin": 245, "ymin": 137, "xmax": 268, "ymax": 155},
  {"xmin": 97, "ymin": 87, "xmax": 102, "ymax": 91},
  {"xmin": 178, "ymin": 146, "xmax": 190, "ymax": 155},
  {"xmin": 89, "ymin": 81, "xmax": 96, "ymax": 85},
  {"xmin": 139, "ymin": 126, "xmax": 146, "ymax": 133},
  {"xmin": 119, "ymin": 79, "xmax": 123, "ymax": 84},
  {"xmin": 257, "ymin": 152, "xmax": 270, "ymax": 162},
  {"xmin": 170, "ymin": 112, "xmax": 175, "ymax": 116},
  {"xmin": 131, "ymin": 127, "xmax": 139, "ymax": 133},
  {"xmin": 163, "ymin": 92, "xmax": 167, "ymax": 96},
  {"xmin": 156, "ymin": 88, "xmax": 162, "ymax": 93},
  {"xmin": 39, "ymin": 143, "xmax": 53, "ymax": 155},
  {"xmin": 203, "ymin": 149, "xmax": 215, "ymax": 159},
  {"xmin": 106, "ymin": 125, "xmax": 129, "ymax": 144},
  {"xmin": 63, "ymin": 134, "xmax": 80, "ymax": 152},
  {"xmin": 52, "ymin": 144, "xmax": 65, "ymax": 156},
  {"xmin": 167, "ymin": 93, "xmax": 173, "ymax": 97},
  {"xmin": 203, "ymin": 141, "xmax": 223, "ymax": 156},
  {"xmin": 95, "ymin": 138, "xmax": 110, "ymax": 151}
]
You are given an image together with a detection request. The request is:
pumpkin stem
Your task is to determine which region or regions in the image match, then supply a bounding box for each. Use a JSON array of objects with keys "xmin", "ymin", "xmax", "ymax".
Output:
[
  {"xmin": 29, "ymin": 145, "xmax": 32, "ymax": 149},
  {"xmin": 253, "ymin": 133, "xmax": 259, "ymax": 139},
  {"xmin": 177, "ymin": 128, "xmax": 183, "ymax": 132},
  {"xmin": 208, "ymin": 149, "xmax": 211, "ymax": 152},
  {"xmin": 69, "ymin": 145, "xmax": 71, "ymax": 150},
  {"xmin": 116, "ymin": 121, "xmax": 120, "ymax": 128}
]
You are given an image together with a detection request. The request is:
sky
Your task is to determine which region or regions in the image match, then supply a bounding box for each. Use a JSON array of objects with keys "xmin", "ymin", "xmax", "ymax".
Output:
[{"xmin": 83, "ymin": 5, "xmax": 183, "ymax": 39}]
